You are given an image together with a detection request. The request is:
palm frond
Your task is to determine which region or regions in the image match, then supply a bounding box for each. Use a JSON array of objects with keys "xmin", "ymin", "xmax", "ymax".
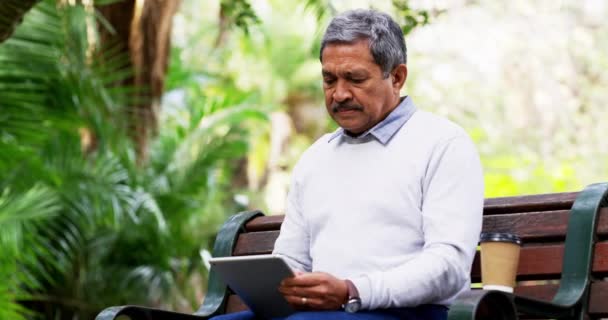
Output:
[
  {"xmin": 0, "ymin": 184, "xmax": 59, "ymax": 320},
  {"xmin": 0, "ymin": 184, "xmax": 59, "ymax": 256}
]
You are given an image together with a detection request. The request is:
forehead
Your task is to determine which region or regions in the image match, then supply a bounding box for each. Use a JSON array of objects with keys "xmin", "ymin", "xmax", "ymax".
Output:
[{"xmin": 321, "ymin": 40, "xmax": 379, "ymax": 72}]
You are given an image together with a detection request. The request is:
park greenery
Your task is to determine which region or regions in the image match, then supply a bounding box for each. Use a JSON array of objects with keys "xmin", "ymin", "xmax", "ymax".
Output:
[{"xmin": 0, "ymin": 0, "xmax": 606, "ymax": 319}]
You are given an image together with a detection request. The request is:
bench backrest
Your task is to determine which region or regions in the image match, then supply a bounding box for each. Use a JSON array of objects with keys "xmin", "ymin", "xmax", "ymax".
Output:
[{"xmin": 223, "ymin": 192, "xmax": 608, "ymax": 318}]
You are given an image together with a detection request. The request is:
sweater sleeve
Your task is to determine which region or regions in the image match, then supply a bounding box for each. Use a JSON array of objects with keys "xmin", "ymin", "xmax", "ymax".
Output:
[
  {"xmin": 351, "ymin": 135, "xmax": 484, "ymax": 309},
  {"xmin": 272, "ymin": 164, "xmax": 312, "ymax": 272}
]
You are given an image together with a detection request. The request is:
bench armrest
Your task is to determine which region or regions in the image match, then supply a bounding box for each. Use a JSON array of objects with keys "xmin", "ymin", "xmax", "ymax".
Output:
[
  {"xmin": 95, "ymin": 305, "xmax": 211, "ymax": 320},
  {"xmin": 513, "ymin": 182, "xmax": 608, "ymax": 319},
  {"xmin": 195, "ymin": 210, "xmax": 264, "ymax": 317},
  {"xmin": 448, "ymin": 290, "xmax": 517, "ymax": 320}
]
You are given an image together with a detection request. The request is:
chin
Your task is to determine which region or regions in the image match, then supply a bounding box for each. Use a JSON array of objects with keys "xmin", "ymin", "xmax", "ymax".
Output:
[
  {"xmin": 336, "ymin": 120, "xmax": 359, "ymax": 130},
  {"xmin": 343, "ymin": 127, "xmax": 365, "ymax": 135},
  {"xmin": 334, "ymin": 117, "xmax": 367, "ymax": 133},
  {"xmin": 339, "ymin": 125, "xmax": 357, "ymax": 132}
]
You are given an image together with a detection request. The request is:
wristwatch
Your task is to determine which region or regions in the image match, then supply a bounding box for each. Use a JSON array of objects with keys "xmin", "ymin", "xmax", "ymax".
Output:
[{"xmin": 343, "ymin": 279, "xmax": 362, "ymax": 313}]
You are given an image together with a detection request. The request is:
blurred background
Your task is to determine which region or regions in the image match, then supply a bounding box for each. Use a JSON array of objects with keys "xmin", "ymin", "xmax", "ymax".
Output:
[{"xmin": 1, "ymin": 0, "xmax": 607, "ymax": 319}]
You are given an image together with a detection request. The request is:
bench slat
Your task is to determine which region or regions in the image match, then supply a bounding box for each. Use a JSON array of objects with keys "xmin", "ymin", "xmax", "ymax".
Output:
[
  {"xmin": 234, "ymin": 231, "xmax": 608, "ymax": 279},
  {"xmin": 245, "ymin": 215, "xmax": 284, "ymax": 232},
  {"xmin": 471, "ymin": 241, "xmax": 608, "ymax": 281},
  {"xmin": 484, "ymin": 208, "xmax": 608, "ymax": 241},
  {"xmin": 483, "ymin": 192, "xmax": 578, "ymax": 215},
  {"xmin": 483, "ymin": 210, "xmax": 570, "ymax": 241},
  {"xmin": 233, "ymin": 230, "xmax": 278, "ymax": 256},
  {"xmin": 244, "ymin": 192, "xmax": 585, "ymax": 232},
  {"xmin": 243, "ymin": 208, "xmax": 608, "ymax": 241},
  {"xmin": 235, "ymin": 210, "xmax": 608, "ymax": 258}
]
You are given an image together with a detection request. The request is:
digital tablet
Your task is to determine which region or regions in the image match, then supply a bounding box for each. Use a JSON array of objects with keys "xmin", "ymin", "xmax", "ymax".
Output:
[{"xmin": 209, "ymin": 254, "xmax": 296, "ymax": 318}]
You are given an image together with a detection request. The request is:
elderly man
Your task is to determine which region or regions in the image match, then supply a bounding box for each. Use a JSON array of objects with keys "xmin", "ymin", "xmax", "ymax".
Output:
[{"xmin": 214, "ymin": 8, "xmax": 483, "ymax": 320}]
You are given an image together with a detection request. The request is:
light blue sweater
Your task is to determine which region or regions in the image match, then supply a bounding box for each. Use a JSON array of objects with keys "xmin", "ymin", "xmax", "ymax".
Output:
[{"xmin": 273, "ymin": 97, "xmax": 484, "ymax": 310}]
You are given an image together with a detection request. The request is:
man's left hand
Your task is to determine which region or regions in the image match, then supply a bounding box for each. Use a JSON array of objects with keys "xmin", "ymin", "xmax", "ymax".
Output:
[{"xmin": 278, "ymin": 272, "xmax": 348, "ymax": 310}]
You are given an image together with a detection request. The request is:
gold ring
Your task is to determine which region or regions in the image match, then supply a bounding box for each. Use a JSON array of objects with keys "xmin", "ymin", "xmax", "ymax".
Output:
[{"xmin": 301, "ymin": 297, "xmax": 307, "ymax": 304}]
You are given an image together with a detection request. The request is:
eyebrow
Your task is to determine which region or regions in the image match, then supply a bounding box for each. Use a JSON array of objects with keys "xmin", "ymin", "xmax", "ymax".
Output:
[
  {"xmin": 322, "ymin": 70, "xmax": 335, "ymax": 77},
  {"xmin": 346, "ymin": 70, "xmax": 369, "ymax": 78},
  {"xmin": 322, "ymin": 69, "xmax": 370, "ymax": 77}
]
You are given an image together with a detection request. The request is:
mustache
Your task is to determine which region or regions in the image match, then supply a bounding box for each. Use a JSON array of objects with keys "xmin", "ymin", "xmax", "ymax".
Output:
[{"xmin": 331, "ymin": 103, "xmax": 364, "ymax": 113}]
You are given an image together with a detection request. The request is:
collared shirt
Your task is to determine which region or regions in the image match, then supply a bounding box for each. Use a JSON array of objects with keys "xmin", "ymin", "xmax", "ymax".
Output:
[{"xmin": 327, "ymin": 96, "xmax": 417, "ymax": 145}]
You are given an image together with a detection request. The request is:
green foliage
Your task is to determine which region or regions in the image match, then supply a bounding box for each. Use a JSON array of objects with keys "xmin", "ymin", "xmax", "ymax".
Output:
[
  {"xmin": 0, "ymin": 0, "xmax": 268, "ymax": 318},
  {"xmin": 220, "ymin": 0, "xmax": 260, "ymax": 35},
  {"xmin": 303, "ymin": 0, "xmax": 335, "ymax": 21},
  {"xmin": 392, "ymin": 0, "xmax": 440, "ymax": 36},
  {"xmin": 0, "ymin": 186, "xmax": 60, "ymax": 320}
]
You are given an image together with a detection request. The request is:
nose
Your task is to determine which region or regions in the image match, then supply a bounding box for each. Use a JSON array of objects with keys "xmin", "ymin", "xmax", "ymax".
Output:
[{"xmin": 332, "ymin": 79, "xmax": 352, "ymax": 103}]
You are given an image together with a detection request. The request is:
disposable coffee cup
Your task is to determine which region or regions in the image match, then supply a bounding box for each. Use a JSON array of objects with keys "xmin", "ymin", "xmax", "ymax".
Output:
[{"xmin": 479, "ymin": 232, "xmax": 522, "ymax": 293}]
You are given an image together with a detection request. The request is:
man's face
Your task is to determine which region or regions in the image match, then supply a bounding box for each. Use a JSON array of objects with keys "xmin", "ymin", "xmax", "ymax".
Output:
[{"xmin": 321, "ymin": 40, "xmax": 397, "ymax": 135}]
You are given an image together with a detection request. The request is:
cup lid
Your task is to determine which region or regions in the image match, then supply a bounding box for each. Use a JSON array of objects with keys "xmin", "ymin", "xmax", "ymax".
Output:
[{"xmin": 480, "ymin": 232, "xmax": 522, "ymax": 245}]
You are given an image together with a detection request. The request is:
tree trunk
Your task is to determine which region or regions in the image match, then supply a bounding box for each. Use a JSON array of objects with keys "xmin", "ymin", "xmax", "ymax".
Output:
[
  {"xmin": 98, "ymin": 0, "xmax": 181, "ymax": 164},
  {"xmin": 0, "ymin": 0, "xmax": 40, "ymax": 43}
]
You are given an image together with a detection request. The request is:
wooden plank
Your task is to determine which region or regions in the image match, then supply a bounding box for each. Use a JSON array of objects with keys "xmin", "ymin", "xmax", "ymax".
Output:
[
  {"xmin": 233, "ymin": 230, "xmax": 279, "ymax": 256},
  {"xmin": 483, "ymin": 210, "xmax": 570, "ymax": 241},
  {"xmin": 593, "ymin": 242, "xmax": 608, "ymax": 276},
  {"xmin": 483, "ymin": 208, "xmax": 608, "ymax": 241},
  {"xmin": 589, "ymin": 280, "xmax": 608, "ymax": 316},
  {"xmin": 237, "ymin": 209, "xmax": 608, "ymax": 257},
  {"xmin": 599, "ymin": 208, "xmax": 608, "ymax": 239},
  {"xmin": 484, "ymin": 192, "xmax": 579, "ymax": 215},
  {"xmin": 483, "ymin": 208, "xmax": 608, "ymax": 243},
  {"xmin": 234, "ymin": 231, "xmax": 608, "ymax": 279},
  {"xmin": 471, "ymin": 241, "xmax": 608, "ymax": 282},
  {"xmin": 243, "ymin": 208, "xmax": 608, "ymax": 240},
  {"xmin": 244, "ymin": 208, "xmax": 608, "ymax": 240},
  {"xmin": 245, "ymin": 215, "xmax": 284, "ymax": 232}
]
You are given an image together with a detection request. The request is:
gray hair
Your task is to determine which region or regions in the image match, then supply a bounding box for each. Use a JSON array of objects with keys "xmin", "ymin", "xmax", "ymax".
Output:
[{"xmin": 320, "ymin": 9, "xmax": 407, "ymax": 78}]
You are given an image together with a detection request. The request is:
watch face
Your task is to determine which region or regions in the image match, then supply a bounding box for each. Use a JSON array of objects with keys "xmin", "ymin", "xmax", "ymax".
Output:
[{"xmin": 345, "ymin": 298, "xmax": 361, "ymax": 313}]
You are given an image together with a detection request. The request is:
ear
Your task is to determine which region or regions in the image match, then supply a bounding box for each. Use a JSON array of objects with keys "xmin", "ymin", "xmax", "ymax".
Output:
[{"xmin": 391, "ymin": 64, "xmax": 408, "ymax": 94}]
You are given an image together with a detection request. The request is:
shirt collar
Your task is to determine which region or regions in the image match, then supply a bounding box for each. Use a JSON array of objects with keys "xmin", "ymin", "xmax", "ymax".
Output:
[{"xmin": 328, "ymin": 96, "xmax": 417, "ymax": 145}]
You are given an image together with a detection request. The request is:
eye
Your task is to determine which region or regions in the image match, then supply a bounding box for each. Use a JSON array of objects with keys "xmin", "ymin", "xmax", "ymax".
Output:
[
  {"xmin": 323, "ymin": 77, "xmax": 336, "ymax": 85},
  {"xmin": 350, "ymin": 78, "xmax": 365, "ymax": 84}
]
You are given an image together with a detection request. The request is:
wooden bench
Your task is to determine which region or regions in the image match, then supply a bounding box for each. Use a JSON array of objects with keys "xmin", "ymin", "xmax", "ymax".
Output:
[{"xmin": 96, "ymin": 183, "xmax": 608, "ymax": 320}]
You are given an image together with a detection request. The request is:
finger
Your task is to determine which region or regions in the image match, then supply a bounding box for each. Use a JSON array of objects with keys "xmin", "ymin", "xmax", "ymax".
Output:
[
  {"xmin": 283, "ymin": 294, "xmax": 335, "ymax": 311},
  {"xmin": 298, "ymin": 284, "xmax": 331, "ymax": 299},
  {"xmin": 281, "ymin": 275, "xmax": 309, "ymax": 287},
  {"xmin": 278, "ymin": 284, "xmax": 312, "ymax": 297},
  {"xmin": 283, "ymin": 294, "xmax": 312, "ymax": 311},
  {"xmin": 277, "ymin": 285, "xmax": 294, "ymax": 296},
  {"xmin": 299, "ymin": 296, "xmax": 327, "ymax": 310},
  {"xmin": 282, "ymin": 284, "xmax": 336, "ymax": 302},
  {"xmin": 279, "ymin": 273, "xmax": 298, "ymax": 286},
  {"xmin": 282, "ymin": 272, "xmax": 326, "ymax": 287}
]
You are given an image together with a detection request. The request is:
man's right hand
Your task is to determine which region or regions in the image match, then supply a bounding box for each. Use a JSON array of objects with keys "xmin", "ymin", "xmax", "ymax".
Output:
[{"xmin": 278, "ymin": 271, "xmax": 349, "ymax": 311}]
